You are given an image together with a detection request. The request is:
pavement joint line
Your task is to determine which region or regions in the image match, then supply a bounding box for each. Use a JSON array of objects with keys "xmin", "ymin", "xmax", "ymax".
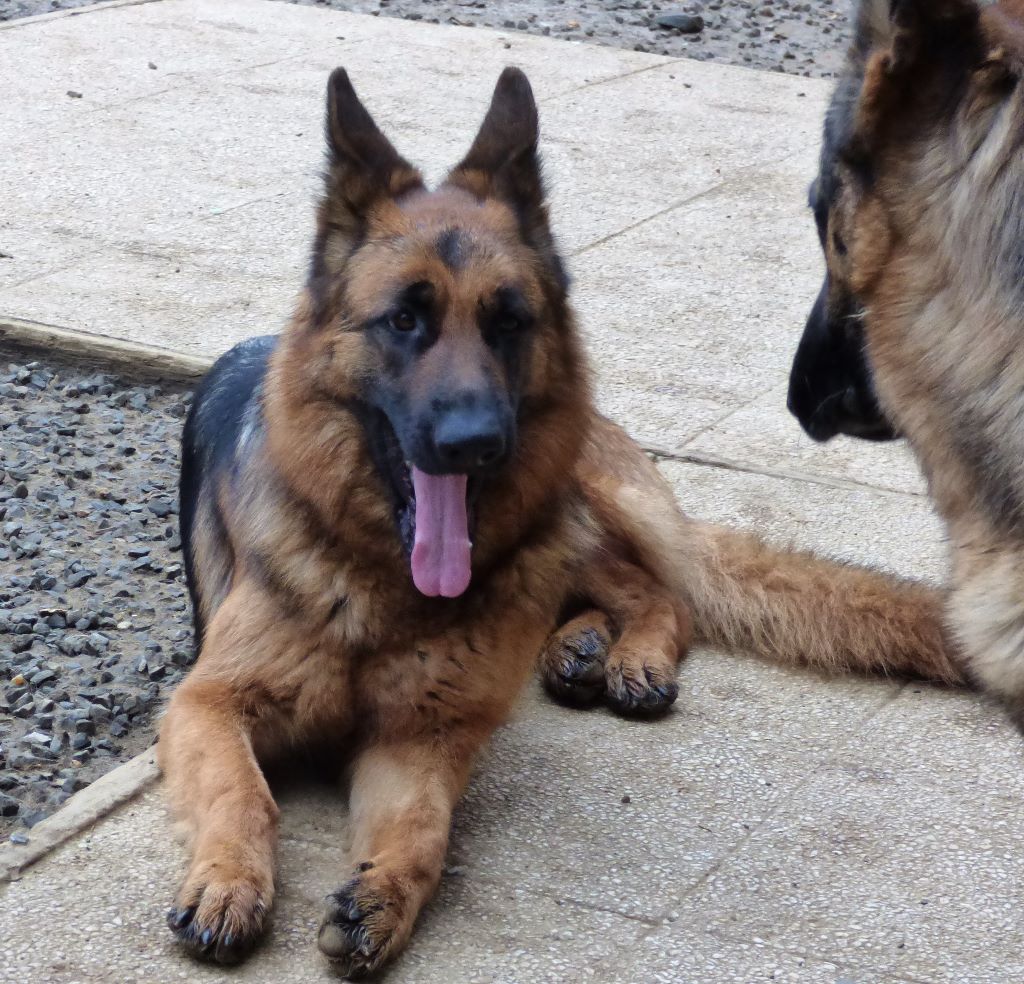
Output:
[
  {"xmin": 522, "ymin": 891, "xmax": 667, "ymax": 928},
  {"xmin": 539, "ymin": 55, "xmax": 688, "ymax": 105},
  {"xmin": 76, "ymin": 49, "xmax": 349, "ymax": 117},
  {"xmin": 645, "ymin": 446, "xmax": 927, "ymax": 501},
  {"xmin": 0, "ymin": 0, "xmax": 161, "ymax": 31},
  {"xmin": 570, "ymin": 179, "xmax": 726, "ymax": 259},
  {"xmin": 570, "ymin": 146, "xmax": 805, "ymax": 259}
]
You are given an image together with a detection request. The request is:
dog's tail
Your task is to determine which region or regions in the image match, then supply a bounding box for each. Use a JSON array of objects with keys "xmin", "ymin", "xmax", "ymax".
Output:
[{"xmin": 604, "ymin": 484, "xmax": 965, "ymax": 686}]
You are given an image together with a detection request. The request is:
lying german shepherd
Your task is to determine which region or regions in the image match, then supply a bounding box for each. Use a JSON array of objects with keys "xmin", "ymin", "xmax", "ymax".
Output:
[
  {"xmin": 787, "ymin": 0, "xmax": 1024, "ymax": 722},
  {"xmin": 159, "ymin": 66, "xmax": 962, "ymax": 974}
]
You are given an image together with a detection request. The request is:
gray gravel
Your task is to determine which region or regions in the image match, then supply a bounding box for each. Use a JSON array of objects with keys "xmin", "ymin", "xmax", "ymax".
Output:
[
  {"xmin": 3, "ymin": 0, "xmax": 853, "ymax": 78},
  {"xmin": 0, "ymin": 348, "xmax": 193, "ymax": 837}
]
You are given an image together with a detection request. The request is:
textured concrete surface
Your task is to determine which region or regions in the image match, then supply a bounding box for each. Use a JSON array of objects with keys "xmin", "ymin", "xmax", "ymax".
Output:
[{"xmin": 1, "ymin": 2, "xmax": 1022, "ymax": 983}]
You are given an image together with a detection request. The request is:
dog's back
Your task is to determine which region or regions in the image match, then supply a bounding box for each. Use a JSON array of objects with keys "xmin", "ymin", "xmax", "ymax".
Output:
[{"xmin": 180, "ymin": 335, "xmax": 278, "ymax": 645}]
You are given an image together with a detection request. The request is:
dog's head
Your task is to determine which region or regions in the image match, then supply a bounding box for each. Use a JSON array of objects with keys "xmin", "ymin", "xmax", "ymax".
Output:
[
  {"xmin": 788, "ymin": 0, "xmax": 899, "ymax": 443},
  {"xmin": 292, "ymin": 67, "xmax": 585, "ymax": 598},
  {"xmin": 792, "ymin": 0, "xmax": 1024, "ymax": 524}
]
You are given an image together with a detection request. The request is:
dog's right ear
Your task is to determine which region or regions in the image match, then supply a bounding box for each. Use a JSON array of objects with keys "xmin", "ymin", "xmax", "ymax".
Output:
[
  {"xmin": 309, "ymin": 69, "xmax": 424, "ymax": 326},
  {"xmin": 324, "ymin": 68, "xmax": 423, "ymax": 216}
]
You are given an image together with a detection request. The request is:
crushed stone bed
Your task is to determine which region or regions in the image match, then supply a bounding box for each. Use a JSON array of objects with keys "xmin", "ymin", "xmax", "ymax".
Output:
[
  {"xmin": 4, "ymin": 0, "xmax": 853, "ymax": 79},
  {"xmin": 0, "ymin": 346, "xmax": 193, "ymax": 839}
]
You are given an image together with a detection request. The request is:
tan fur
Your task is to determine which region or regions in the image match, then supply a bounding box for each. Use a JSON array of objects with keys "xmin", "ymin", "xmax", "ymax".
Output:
[
  {"xmin": 819, "ymin": 0, "xmax": 1024, "ymax": 711},
  {"xmin": 159, "ymin": 67, "xmax": 961, "ymax": 974}
]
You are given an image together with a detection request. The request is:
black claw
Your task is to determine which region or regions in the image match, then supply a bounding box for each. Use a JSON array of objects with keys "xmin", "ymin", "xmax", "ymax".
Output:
[
  {"xmin": 200, "ymin": 928, "xmax": 214, "ymax": 947},
  {"xmin": 168, "ymin": 906, "xmax": 196, "ymax": 931},
  {"xmin": 607, "ymin": 677, "xmax": 679, "ymax": 719}
]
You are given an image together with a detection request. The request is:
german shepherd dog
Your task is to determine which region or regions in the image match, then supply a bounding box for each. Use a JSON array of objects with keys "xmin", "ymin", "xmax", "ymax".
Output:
[
  {"xmin": 159, "ymin": 66, "xmax": 963, "ymax": 975},
  {"xmin": 785, "ymin": 0, "xmax": 1024, "ymax": 723}
]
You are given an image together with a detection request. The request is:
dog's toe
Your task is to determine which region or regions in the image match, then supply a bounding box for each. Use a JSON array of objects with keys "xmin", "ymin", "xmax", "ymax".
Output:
[
  {"xmin": 318, "ymin": 868, "xmax": 411, "ymax": 978},
  {"xmin": 541, "ymin": 624, "xmax": 611, "ymax": 707},
  {"xmin": 605, "ymin": 660, "xmax": 679, "ymax": 719},
  {"xmin": 167, "ymin": 873, "xmax": 269, "ymax": 965}
]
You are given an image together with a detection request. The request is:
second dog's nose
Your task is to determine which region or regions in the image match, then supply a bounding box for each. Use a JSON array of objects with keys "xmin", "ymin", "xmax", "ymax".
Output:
[{"xmin": 434, "ymin": 410, "xmax": 506, "ymax": 472}]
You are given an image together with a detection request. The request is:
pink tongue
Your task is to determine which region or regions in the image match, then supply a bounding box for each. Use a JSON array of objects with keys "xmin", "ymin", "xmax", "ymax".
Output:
[{"xmin": 410, "ymin": 468, "xmax": 472, "ymax": 598}]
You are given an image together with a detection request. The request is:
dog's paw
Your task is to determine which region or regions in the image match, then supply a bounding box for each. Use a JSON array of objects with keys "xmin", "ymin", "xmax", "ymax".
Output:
[
  {"xmin": 317, "ymin": 864, "xmax": 412, "ymax": 978},
  {"xmin": 540, "ymin": 618, "xmax": 612, "ymax": 708},
  {"xmin": 604, "ymin": 650, "xmax": 679, "ymax": 719},
  {"xmin": 167, "ymin": 864, "xmax": 271, "ymax": 965}
]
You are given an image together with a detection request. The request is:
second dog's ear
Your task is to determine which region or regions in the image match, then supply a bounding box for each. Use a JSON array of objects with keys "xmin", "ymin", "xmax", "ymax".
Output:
[{"xmin": 847, "ymin": 0, "xmax": 983, "ymax": 159}]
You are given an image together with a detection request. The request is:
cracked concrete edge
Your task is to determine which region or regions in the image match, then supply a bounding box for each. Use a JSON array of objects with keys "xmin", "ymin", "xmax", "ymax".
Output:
[
  {"xmin": 0, "ymin": 0, "xmax": 163, "ymax": 32},
  {"xmin": 0, "ymin": 745, "xmax": 160, "ymax": 884},
  {"xmin": 0, "ymin": 316, "xmax": 212, "ymax": 380}
]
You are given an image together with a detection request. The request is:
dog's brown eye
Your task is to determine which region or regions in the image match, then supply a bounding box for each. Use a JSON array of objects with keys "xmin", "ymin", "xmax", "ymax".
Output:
[
  {"xmin": 390, "ymin": 308, "xmax": 417, "ymax": 332},
  {"xmin": 497, "ymin": 314, "xmax": 521, "ymax": 333}
]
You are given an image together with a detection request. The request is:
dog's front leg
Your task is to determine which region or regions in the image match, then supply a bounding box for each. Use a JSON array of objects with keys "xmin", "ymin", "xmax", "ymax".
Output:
[
  {"xmin": 160, "ymin": 671, "xmax": 279, "ymax": 964},
  {"xmin": 317, "ymin": 736, "xmax": 475, "ymax": 977}
]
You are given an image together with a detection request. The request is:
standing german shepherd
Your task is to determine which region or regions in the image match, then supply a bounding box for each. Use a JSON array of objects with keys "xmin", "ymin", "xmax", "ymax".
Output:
[
  {"xmin": 159, "ymin": 66, "xmax": 962, "ymax": 975},
  {"xmin": 786, "ymin": 0, "xmax": 1024, "ymax": 722}
]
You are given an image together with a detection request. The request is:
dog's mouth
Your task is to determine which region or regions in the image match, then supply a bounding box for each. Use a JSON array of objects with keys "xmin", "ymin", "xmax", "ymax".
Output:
[
  {"xmin": 803, "ymin": 386, "xmax": 898, "ymax": 443},
  {"xmin": 374, "ymin": 416, "xmax": 481, "ymax": 599}
]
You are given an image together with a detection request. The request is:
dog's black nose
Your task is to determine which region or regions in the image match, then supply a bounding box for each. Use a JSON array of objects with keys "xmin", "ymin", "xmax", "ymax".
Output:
[{"xmin": 434, "ymin": 409, "xmax": 507, "ymax": 472}]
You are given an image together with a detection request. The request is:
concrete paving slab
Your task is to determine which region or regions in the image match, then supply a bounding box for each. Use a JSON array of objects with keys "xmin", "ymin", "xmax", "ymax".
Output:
[
  {"xmin": 0, "ymin": 0, "xmax": 830, "ymax": 372},
  {"xmin": 573, "ymin": 152, "xmax": 824, "ymax": 453},
  {"xmin": 684, "ymin": 382, "xmax": 929, "ymax": 498},
  {"xmin": 675, "ymin": 762, "xmax": 1024, "ymax": 984},
  {"xmin": 658, "ymin": 460, "xmax": 947, "ymax": 581}
]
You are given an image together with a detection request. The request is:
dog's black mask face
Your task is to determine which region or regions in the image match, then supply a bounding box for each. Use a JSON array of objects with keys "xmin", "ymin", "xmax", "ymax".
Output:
[
  {"xmin": 787, "ymin": 81, "xmax": 899, "ymax": 444},
  {"xmin": 788, "ymin": 271, "xmax": 896, "ymax": 443}
]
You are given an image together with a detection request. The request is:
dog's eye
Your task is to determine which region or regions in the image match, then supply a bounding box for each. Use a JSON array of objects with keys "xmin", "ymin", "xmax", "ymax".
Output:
[
  {"xmin": 497, "ymin": 313, "xmax": 522, "ymax": 333},
  {"xmin": 390, "ymin": 308, "xmax": 417, "ymax": 332}
]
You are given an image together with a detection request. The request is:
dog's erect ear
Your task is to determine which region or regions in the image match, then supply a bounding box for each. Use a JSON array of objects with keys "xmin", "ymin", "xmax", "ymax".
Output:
[
  {"xmin": 844, "ymin": 0, "xmax": 984, "ymax": 159},
  {"xmin": 446, "ymin": 68, "xmax": 568, "ymax": 295},
  {"xmin": 851, "ymin": 0, "xmax": 899, "ymax": 59},
  {"xmin": 446, "ymin": 67, "xmax": 542, "ymax": 212},
  {"xmin": 309, "ymin": 69, "xmax": 424, "ymax": 326},
  {"xmin": 323, "ymin": 68, "xmax": 423, "ymax": 228}
]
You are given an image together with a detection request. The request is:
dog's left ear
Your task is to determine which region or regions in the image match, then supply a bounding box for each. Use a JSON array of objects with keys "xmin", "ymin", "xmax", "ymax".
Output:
[
  {"xmin": 446, "ymin": 67, "xmax": 568, "ymax": 294},
  {"xmin": 447, "ymin": 67, "xmax": 542, "ymax": 211},
  {"xmin": 853, "ymin": 0, "xmax": 986, "ymax": 144}
]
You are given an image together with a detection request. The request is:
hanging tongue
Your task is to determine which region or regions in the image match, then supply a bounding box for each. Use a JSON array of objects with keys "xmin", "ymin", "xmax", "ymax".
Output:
[{"xmin": 410, "ymin": 468, "xmax": 472, "ymax": 598}]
